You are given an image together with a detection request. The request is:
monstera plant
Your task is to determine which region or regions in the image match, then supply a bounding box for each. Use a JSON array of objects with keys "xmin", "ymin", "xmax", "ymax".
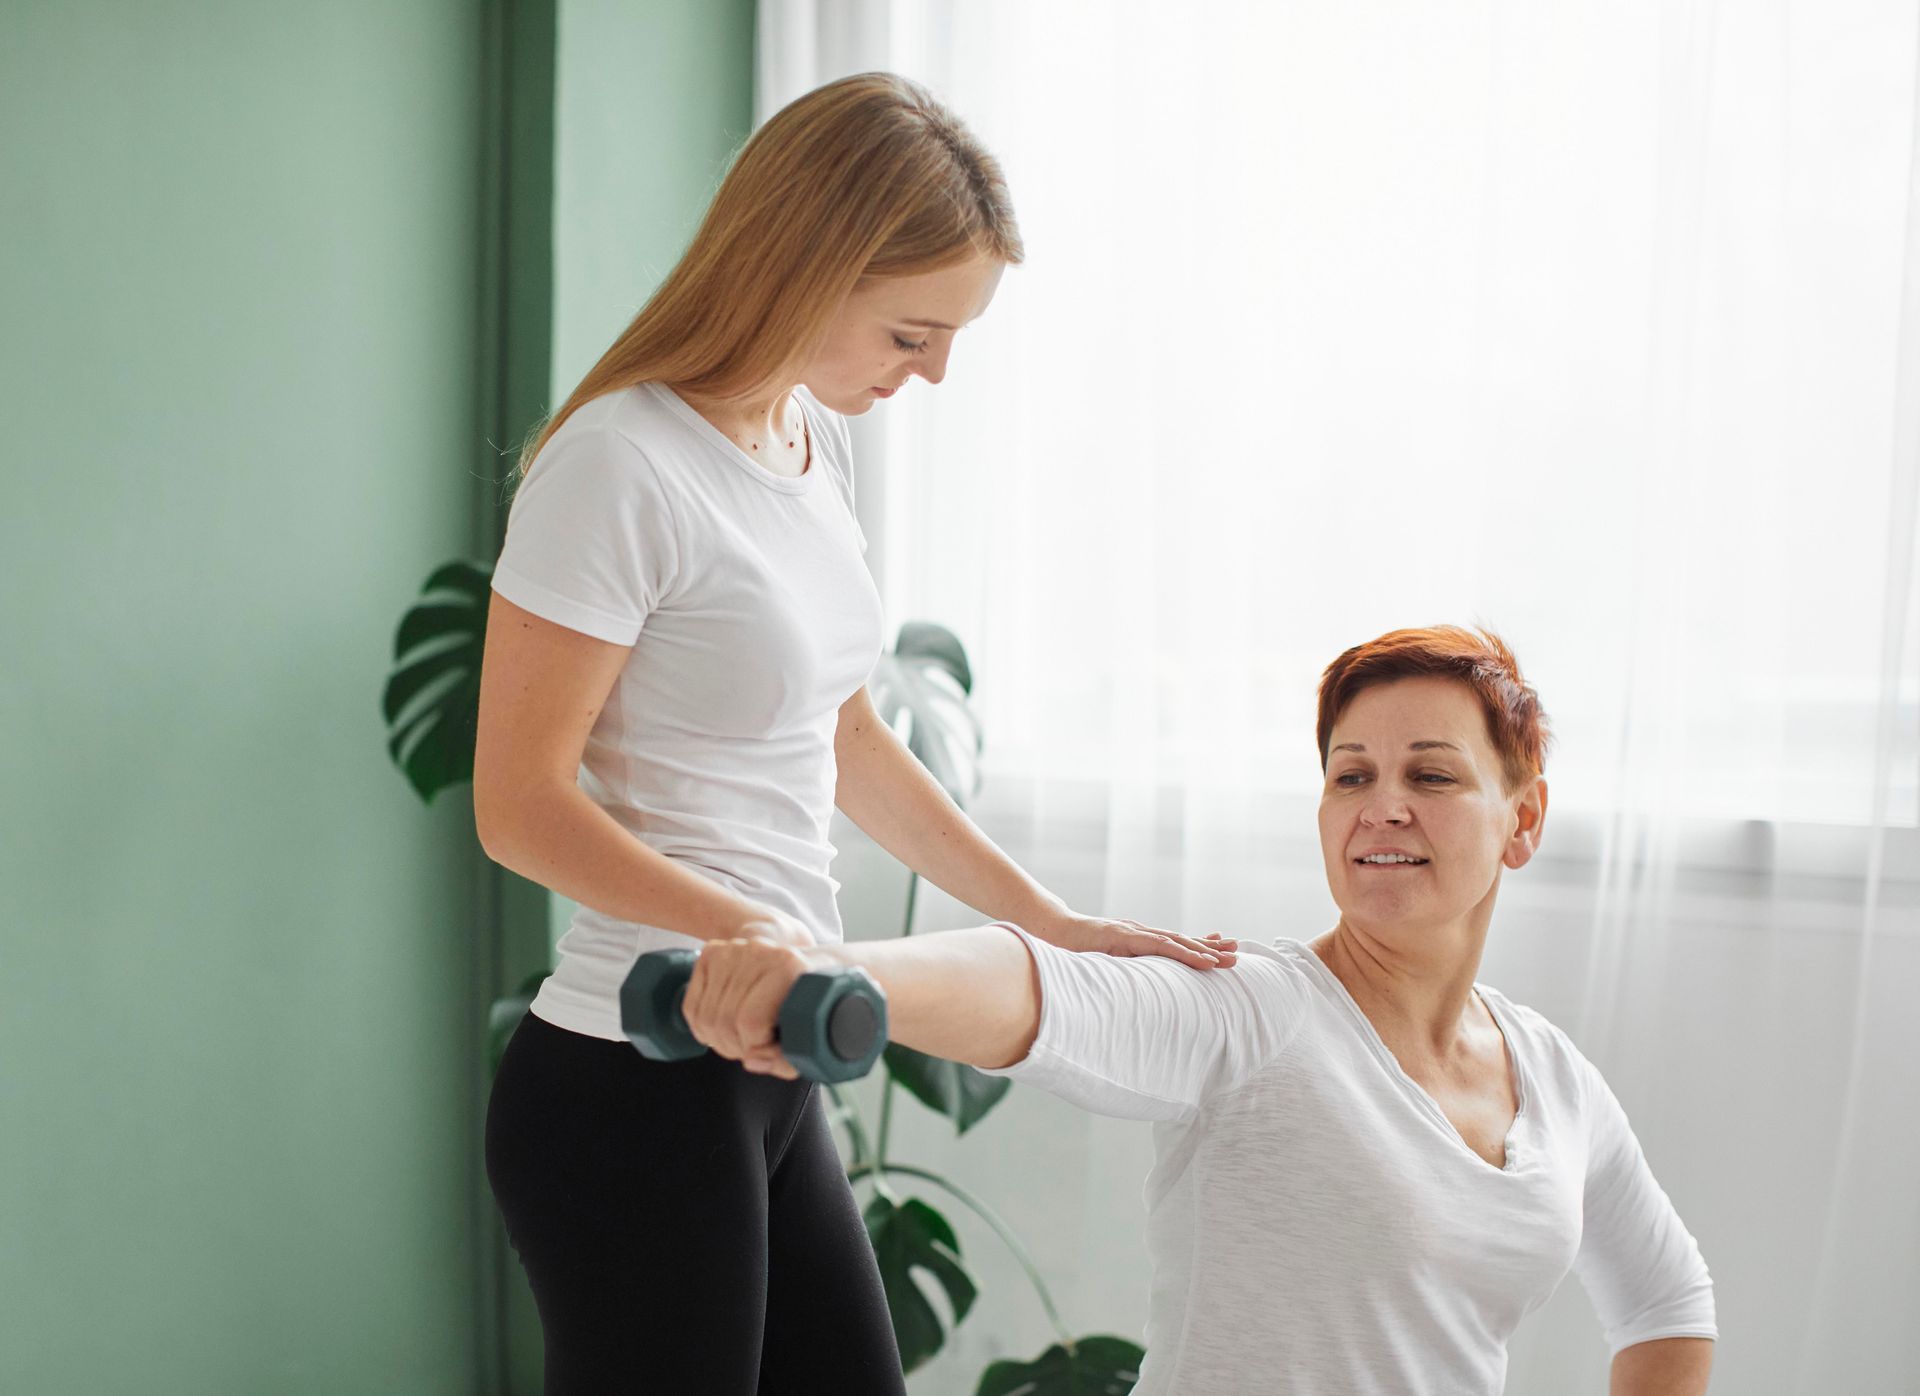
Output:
[
  {"xmin": 382, "ymin": 559, "xmax": 490, "ymax": 803},
  {"xmin": 384, "ymin": 562, "xmax": 1146, "ymax": 1394}
]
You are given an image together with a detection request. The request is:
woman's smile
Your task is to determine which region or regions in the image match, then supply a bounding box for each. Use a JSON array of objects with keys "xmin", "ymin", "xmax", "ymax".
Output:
[{"xmin": 1354, "ymin": 849, "xmax": 1430, "ymax": 868}]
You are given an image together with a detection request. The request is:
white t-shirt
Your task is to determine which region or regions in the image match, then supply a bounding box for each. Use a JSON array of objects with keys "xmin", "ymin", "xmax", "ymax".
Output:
[
  {"xmin": 491, "ymin": 381, "xmax": 885, "ymax": 1041},
  {"xmin": 982, "ymin": 927, "xmax": 1717, "ymax": 1396}
]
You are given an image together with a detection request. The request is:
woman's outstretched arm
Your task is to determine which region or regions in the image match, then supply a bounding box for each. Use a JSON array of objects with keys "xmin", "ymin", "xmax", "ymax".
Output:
[
  {"xmin": 832, "ymin": 686, "xmax": 1232, "ymax": 969},
  {"xmin": 683, "ymin": 925, "xmax": 1304, "ymax": 1122},
  {"xmin": 682, "ymin": 923, "xmax": 1043, "ymax": 1074}
]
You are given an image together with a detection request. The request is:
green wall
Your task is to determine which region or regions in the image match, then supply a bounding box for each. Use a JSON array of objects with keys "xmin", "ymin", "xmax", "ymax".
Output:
[
  {"xmin": 0, "ymin": 2, "xmax": 492, "ymax": 1391},
  {"xmin": 0, "ymin": 2, "xmax": 752, "ymax": 1392},
  {"xmin": 552, "ymin": 0, "xmax": 757, "ymax": 401}
]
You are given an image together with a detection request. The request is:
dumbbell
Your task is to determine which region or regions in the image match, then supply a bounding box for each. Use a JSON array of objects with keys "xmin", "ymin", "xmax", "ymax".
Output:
[{"xmin": 619, "ymin": 948, "xmax": 889, "ymax": 1084}]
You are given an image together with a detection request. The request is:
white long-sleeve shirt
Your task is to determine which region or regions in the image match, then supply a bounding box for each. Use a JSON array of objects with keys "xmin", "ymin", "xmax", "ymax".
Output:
[{"xmin": 980, "ymin": 928, "xmax": 1716, "ymax": 1395}]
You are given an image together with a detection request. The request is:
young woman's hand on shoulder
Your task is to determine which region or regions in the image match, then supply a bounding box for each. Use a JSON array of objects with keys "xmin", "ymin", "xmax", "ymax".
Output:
[{"xmin": 1023, "ymin": 909, "xmax": 1239, "ymax": 972}]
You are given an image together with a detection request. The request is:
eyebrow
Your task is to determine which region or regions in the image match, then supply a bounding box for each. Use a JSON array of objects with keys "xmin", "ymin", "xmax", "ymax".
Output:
[
  {"xmin": 1329, "ymin": 741, "xmax": 1462, "ymax": 754},
  {"xmin": 900, "ymin": 318, "xmax": 958, "ymax": 330}
]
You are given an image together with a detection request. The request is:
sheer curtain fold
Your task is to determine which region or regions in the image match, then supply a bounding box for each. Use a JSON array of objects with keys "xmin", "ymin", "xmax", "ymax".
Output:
[
  {"xmin": 764, "ymin": 4, "xmax": 1920, "ymax": 1392},
  {"xmin": 1794, "ymin": 13, "xmax": 1920, "ymax": 1380}
]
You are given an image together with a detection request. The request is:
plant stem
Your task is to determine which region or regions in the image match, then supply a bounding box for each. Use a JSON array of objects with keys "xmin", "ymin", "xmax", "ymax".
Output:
[
  {"xmin": 876, "ymin": 1072, "xmax": 895, "ymax": 1169},
  {"xmin": 874, "ymin": 871, "xmax": 921, "ymax": 1173},
  {"xmin": 824, "ymin": 1083, "xmax": 871, "ymax": 1171},
  {"xmin": 847, "ymin": 1161, "xmax": 1073, "ymax": 1346},
  {"xmin": 834, "ymin": 1088, "xmax": 899, "ymax": 1204}
]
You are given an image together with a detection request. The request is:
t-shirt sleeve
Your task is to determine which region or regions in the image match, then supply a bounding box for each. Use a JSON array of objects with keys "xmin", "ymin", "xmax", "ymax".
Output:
[
  {"xmin": 977, "ymin": 928, "xmax": 1313, "ymax": 1122},
  {"xmin": 490, "ymin": 425, "xmax": 682, "ymax": 645},
  {"xmin": 1570, "ymin": 1059, "xmax": 1718, "ymax": 1354}
]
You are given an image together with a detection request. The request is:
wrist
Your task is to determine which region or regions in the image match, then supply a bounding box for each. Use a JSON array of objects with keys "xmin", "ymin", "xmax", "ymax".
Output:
[
  {"xmin": 722, "ymin": 901, "xmax": 812, "ymax": 948},
  {"xmin": 1004, "ymin": 889, "xmax": 1070, "ymax": 934},
  {"xmin": 804, "ymin": 943, "xmax": 857, "ymax": 974}
]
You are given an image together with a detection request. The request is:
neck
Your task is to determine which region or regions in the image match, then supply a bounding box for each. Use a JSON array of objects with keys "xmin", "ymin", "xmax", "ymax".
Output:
[
  {"xmin": 1311, "ymin": 910, "xmax": 1492, "ymax": 1051},
  {"xmin": 675, "ymin": 383, "xmax": 800, "ymax": 443}
]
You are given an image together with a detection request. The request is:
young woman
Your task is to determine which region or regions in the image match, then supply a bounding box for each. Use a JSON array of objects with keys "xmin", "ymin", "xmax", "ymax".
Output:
[
  {"xmin": 688, "ymin": 626, "xmax": 1718, "ymax": 1396},
  {"xmin": 474, "ymin": 73, "xmax": 1232, "ymax": 1395}
]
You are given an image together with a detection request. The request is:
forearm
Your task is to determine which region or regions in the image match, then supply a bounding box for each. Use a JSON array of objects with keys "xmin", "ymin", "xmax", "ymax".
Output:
[
  {"xmin": 834, "ymin": 700, "xmax": 1061, "ymax": 928},
  {"xmin": 476, "ymin": 781, "xmax": 762, "ymax": 942},
  {"xmin": 1609, "ymin": 1338, "xmax": 1713, "ymax": 1395},
  {"xmin": 814, "ymin": 923, "xmax": 1040, "ymax": 1069}
]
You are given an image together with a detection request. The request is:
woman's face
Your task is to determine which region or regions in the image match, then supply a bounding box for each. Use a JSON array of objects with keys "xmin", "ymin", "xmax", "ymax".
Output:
[
  {"xmin": 1317, "ymin": 676, "xmax": 1546, "ymax": 943},
  {"xmin": 801, "ymin": 255, "xmax": 1006, "ymax": 415}
]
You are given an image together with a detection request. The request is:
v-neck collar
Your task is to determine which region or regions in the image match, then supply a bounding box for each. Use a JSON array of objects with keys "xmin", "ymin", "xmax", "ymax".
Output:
[
  {"xmin": 1280, "ymin": 939, "xmax": 1532, "ymax": 1176},
  {"xmin": 648, "ymin": 381, "xmax": 817, "ymax": 495}
]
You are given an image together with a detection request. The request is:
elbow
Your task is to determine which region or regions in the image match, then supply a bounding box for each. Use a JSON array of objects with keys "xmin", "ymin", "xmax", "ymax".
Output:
[
  {"xmin": 973, "ymin": 1017, "xmax": 1039, "ymax": 1072},
  {"xmin": 471, "ymin": 769, "xmax": 530, "ymax": 865},
  {"xmin": 976, "ymin": 932, "xmax": 1044, "ymax": 1069},
  {"xmin": 475, "ymin": 772, "xmax": 584, "ymax": 868},
  {"xmin": 958, "ymin": 987, "xmax": 1039, "ymax": 1071},
  {"xmin": 878, "ymin": 925, "xmax": 1044, "ymax": 1071},
  {"xmin": 472, "ymin": 800, "xmax": 513, "ymax": 866},
  {"xmin": 474, "ymin": 822, "xmax": 510, "ymax": 866}
]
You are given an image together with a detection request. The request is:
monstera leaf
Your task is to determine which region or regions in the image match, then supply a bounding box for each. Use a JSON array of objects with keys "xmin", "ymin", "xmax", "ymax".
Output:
[
  {"xmin": 884, "ymin": 1042, "xmax": 1011, "ymax": 1135},
  {"xmin": 974, "ymin": 1335, "xmax": 1146, "ymax": 1396},
  {"xmin": 864, "ymin": 1194, "xmax": 978, "ymax": 1372},
  {"xmin": 383, "ymin": 560, "xmax": 492, "ymax": 803},
  {"xmin": 870, "ymin": 621, "xmax": 982, "ymax": 806}
]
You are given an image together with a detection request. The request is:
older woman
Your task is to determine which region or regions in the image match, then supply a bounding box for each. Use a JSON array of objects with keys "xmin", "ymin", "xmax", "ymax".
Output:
[{"xmin": 688, "ymin": 625, "xmax": 1717, "ymax": 1395}]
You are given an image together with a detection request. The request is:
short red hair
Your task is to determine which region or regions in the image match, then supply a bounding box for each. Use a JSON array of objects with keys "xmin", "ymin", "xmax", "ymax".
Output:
[{"xmin": 1317, "ymin": 626, "xmax": 1551, "ymax": 791}]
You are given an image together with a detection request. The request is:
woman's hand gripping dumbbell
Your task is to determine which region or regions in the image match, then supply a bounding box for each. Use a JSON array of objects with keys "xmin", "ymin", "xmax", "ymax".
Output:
[{"xmin": 620, "ymin": 921, "xmax": 889, "ymax": 1083}]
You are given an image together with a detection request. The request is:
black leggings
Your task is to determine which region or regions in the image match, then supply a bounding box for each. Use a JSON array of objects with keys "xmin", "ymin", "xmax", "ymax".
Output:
[{"xmin": 485, "ymin": 1010, "xmax": 906, "ymax": 1395}]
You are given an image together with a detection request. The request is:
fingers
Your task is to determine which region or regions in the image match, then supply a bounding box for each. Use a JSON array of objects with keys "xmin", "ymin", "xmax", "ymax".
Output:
[
  {"xmin": 1120, "ymin": 919, "xmax": 1237, "ymax": 949},
  {"xmin": 681, "ymin": 939, "xmax": 803, "ymax": 1064},
  {"xmin": 740, "ymin": 1044, "xmax": 799, "ymax": 1080},
  {"xmin": 1046, "ymin": 911, "xmax": 1242, "ymax": 969},
  {"xmin": 681, "ymin": 946, "xmax": 745, "ymax": 1061},
  {"xmin": 1167, "ymin": 936, "xmax": 1237, "ymax": 968},
  {"xmin": 1116, "ymin": 924, "xmax": 1239, "ymax": 969}
]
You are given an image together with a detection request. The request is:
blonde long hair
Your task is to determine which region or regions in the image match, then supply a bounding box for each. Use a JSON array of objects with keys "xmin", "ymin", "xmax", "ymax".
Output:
[{"xmin": 514, "ymin": 72, "xmax": 1023, "ymax": 478}]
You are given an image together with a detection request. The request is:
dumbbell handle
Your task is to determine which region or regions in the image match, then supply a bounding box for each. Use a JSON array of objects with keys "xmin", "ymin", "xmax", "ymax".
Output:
[
  {"xmin": 620, "ymin": 949, "xmax": 888, "ymax": 1084},
  {"xmin": 658, "ymin": 981, "xmax": 875, "ymax": 1055},
  {"xmin": 650, "ymin": 981, "xmax": 816, "ymax": 1050}
]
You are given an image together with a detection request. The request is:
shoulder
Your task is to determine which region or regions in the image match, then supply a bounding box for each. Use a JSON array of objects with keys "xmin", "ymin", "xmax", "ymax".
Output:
[
  {"xmin": 1020, "ymin": 929, "xmax": 1314, "ymax": 1009},
  {"xmin": 1184, "ymin": 940, "xmax": 1326, "ymax": 1038},
  {"xmin": 1238, "ymin": 939, "xmax": 1322, "ymax": 990},
  {"xmin": 525, "ymin": 388, "xmax": 656, "ymax": 478},
  {"xmin": 515, "ymin": 387, "xmax": 691, "ymax": 508},
  {"xmin": 1249, "ymin": 937, "xmax": 1355, "ymax": 1004},
  {"xmin": 1087, "ymin": 938, "xmax": 1315, "ymax": 998}
]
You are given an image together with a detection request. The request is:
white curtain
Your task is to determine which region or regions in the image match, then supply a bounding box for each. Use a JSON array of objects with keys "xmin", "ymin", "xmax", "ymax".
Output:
[{"xmin": 766, "ymin": 4, "xmax": 1920, "ymax": 1392}]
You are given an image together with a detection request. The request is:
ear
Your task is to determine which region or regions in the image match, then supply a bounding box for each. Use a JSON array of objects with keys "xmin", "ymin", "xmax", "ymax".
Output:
[{"xmin": 1502, "ymin": 776, "xmax": 1548, "ymax": 871}]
